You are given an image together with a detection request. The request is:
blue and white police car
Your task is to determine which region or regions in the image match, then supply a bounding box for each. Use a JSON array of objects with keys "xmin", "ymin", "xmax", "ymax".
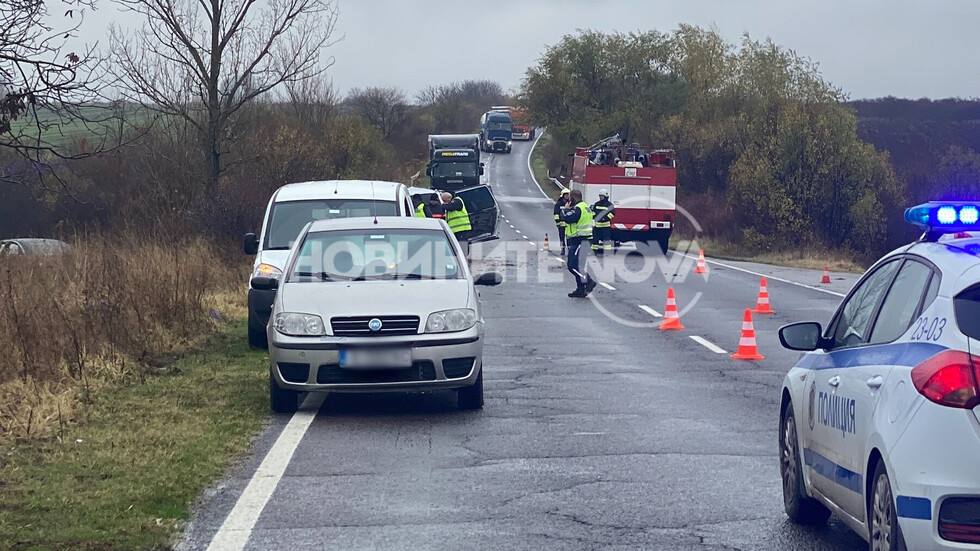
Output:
[{"xmin": 778, "ymin": 202, "xmax": 980, "ymax": 551}]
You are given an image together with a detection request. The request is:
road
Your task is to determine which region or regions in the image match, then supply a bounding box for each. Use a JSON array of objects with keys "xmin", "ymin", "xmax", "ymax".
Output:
[{"xmin": 179, "ymin": 134, "xmax": 870, "ymax": 550}]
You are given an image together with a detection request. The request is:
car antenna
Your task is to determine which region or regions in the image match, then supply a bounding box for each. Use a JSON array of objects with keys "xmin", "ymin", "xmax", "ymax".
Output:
[
  {"xmin": 371, "ymin": 181, "xmax": 379, "ymax": 225},
  {"xmin": 333, "ymin": 180, "xmax": 339, "ymax": 194}
]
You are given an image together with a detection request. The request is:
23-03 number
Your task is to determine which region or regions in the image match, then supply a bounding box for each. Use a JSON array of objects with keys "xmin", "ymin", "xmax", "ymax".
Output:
[{"xmin": 910, "ymin": 316, "xmax": 945, "ymax": 342}]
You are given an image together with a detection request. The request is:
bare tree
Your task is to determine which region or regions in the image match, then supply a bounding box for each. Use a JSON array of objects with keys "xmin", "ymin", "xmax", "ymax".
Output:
[
  {"xmin": 347, "ymin": 86, "xmax": 408, "ymax": 139},
  {"xmin": 109, "ymin": 0, "xmax": 340, "ymax": 190},
  {"xmin": 0, "ymin": 0, "xmax": 118, "ymax": 186},
  {"xmin": 282, "ymin": 73, "xmax": 338, "ymax": 133}
]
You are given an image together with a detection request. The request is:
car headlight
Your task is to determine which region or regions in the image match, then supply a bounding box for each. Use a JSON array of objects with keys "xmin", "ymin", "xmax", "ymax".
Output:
[
  {"xmin": 253, "ymin": 263, "xmax": 282, "ymax": 279},
  {"xmin": 425, "ymin": 308, "xmax": 477, "ymax": 333},
  {"xmin": 274, "ymin": 313, "xmax": 326, "ymax": 336},
  {"xmin": 507, "ymin": 141, "xmax": 513, "ymax": 146}
]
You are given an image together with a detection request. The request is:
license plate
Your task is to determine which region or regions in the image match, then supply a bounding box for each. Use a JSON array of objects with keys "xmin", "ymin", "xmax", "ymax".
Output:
[{"xmin": 339, "ymin": 348, "xmax": 412, "ymax": 368}]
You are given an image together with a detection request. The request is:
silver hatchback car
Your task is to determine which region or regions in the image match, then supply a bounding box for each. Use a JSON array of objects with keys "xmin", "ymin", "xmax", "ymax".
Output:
[{"xmin": 254, "ymin": 217, "xmax": 501, "ymax": 412}]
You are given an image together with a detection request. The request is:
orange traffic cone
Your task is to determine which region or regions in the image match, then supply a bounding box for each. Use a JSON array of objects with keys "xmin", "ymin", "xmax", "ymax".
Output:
[
  {"xmin": 821, "ymin": 266, "xmax": 831, "ymax": 284},
  {"xmin": 695, "ymin": 249, "xmax": 708, "ymax": 274},
  {"xmin": 542, "ymin": 234, "xmax": 550, "ymax": 252},
  {"xmin": 659, "ymin": 287, "xmax": 685, "ymax": 331},
  {"xmin": 752, "ymin": 277, "xmax": 775, "ymax": 314},
  {"xmin": 732, "ymin": 309, "xmax": 764, "ymax": 360}
]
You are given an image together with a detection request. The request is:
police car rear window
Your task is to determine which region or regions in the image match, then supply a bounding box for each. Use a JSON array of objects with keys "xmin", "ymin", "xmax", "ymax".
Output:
[{"xmin": 954, "ymin": 284, "xmax": 980, "ymax": 341}]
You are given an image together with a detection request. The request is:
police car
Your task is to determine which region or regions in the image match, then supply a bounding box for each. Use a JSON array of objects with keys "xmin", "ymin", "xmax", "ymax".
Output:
[{"xmin": 778, "ymin": 202, "xmax": 980, "ymax": 551}]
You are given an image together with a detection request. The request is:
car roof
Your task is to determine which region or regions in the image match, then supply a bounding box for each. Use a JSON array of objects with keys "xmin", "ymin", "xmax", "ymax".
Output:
[
  {"xmin": 306, "ymin": 216, "xmax": 447, "ymax": 233},
  {"xmin": 880, "ymin": 236, "xmax": 980, "ymax": 294},
  {"xmin": 272, "ymin": 180, "xmax": 405, "ymax": 203}
]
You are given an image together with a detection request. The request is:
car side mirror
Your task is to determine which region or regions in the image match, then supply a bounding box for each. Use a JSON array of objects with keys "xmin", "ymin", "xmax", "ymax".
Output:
[
  {"xmin": 479, "ymin": 163, "xmax": 485, "ymax": 176},
  {"xmin": 779, "ymin": 322, "xmax": 824, "ymax": 351},
  {"xmin": 425, "ymin": 165, "xmax": 432, "ymax": 177},
  {"xmin": 474, "ymin": 272, "xmax": 503, "ymax": 286},
  {"xmin": 243, "ymin": 233, "xmax": 259, "ymax": 255},
  {"xmin": 250, "ymin": 276, "xmax": 279, "ymax": 291}
]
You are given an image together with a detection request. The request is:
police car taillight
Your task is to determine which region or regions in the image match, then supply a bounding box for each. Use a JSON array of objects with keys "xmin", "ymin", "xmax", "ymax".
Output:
[{"xmin": 911, "ymin": 350, "xmax": 980, "ymax": 409}]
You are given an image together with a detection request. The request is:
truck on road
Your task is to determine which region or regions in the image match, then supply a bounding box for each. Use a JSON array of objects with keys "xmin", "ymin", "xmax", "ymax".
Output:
[
  {"xmin": 479, "ymin": 110, "xmax": 512, "ymax": 153},
  {"xmin": 426, "ymin": 148, "xmax": 484, "ymax": 193},
  {"xmin": 491, "ymin": 106, "xmax": 534, "ymax": 141},
  {"xmin": 569, "ymin": 135, "xmax": 678, "ymax": 253},
  {"xmin": 428, "ymin": 134, "xmax": 480, "ymax": 161}
]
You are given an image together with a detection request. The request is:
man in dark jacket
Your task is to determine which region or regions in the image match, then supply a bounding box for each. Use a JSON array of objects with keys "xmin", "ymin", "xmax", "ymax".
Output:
[
  {"xmin": 553, "ymin": 188, "xmax": 570, "ymax": 255},
  {"xmin": 591, "ymin": 189, "xmax": 615, "ymax": 255}
]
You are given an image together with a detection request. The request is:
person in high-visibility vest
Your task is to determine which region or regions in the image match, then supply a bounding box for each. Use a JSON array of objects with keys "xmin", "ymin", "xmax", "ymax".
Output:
[
  {"xmin": 553, "ymin": 188, "xmax": 570, "ymax": 255},
  {"xmin": 591, "ymin": 188, "xmax": 615, "ymax": 255},
  {"xmin": 412, "ymin": 196, "xmax": 431, "ymax": 218},
  {"xmin": 559, "ymin": 189, "xmax": 597, "ymax": 298},
  {"xmin": 441, "ymin": 191, "xmax": 472, "ymax": 256}
]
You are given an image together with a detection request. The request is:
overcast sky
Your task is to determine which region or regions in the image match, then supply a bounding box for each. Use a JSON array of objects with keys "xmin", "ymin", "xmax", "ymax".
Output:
[{"xmin": 78, "ymin": 0, "xmax": 979, "ymax": 101}]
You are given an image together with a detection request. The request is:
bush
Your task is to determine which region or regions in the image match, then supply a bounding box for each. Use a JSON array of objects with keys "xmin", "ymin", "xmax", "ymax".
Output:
[{"xmin": 0, "ymin": 233, "xmax": 244, "ymax": 439}]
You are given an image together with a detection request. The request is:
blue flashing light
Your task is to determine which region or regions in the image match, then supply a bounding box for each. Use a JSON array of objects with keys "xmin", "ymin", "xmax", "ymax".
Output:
[{"xmin": 905, "ymin": 202, "xmax": 980, "ymax": 240}]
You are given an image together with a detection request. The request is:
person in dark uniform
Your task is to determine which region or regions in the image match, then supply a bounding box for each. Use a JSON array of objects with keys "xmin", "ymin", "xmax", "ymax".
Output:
[
  {"xmin": 553, "ymin": 188, "xmax": 570, "ymax": 255},
  {"xmin": 591, "ymin": 189, "xmax": 615, "ymax": 255}
]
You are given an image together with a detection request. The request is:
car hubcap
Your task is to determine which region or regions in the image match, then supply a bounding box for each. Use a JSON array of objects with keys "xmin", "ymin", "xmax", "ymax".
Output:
[
  {"xmin": 871, "ymin": 472, "xmax": 893, "ymax": 551},
  {"xmin": 781, "ymin": 415, "xmax": 798, "ymax": 506}
]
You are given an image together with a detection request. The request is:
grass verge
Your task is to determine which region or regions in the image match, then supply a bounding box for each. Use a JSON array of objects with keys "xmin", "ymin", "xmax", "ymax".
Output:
[
  {"xmin": 529, "ymin": 132, "xmax": 560, "ymax": 201},
  {"xmin": 671, "ymin": 234, "xmax": 867, "ymax": 273},
  {"xmin": 0, "ymin": 320, "xmax": 268, "ymax": 551}
]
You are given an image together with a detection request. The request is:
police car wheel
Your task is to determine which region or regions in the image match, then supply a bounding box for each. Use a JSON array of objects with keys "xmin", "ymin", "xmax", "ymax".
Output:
[
  {"xmin": 457, "ymin": 368, "xmax": 484, "ymax": 410},
  {"xmin": 269, "ymin": 371, "xmax": 299, "ymax": 414},
  {"xmin": 780, "ymin": 406, "xmax": 831, "ymax": 524},
  {"xmin": 870, "ymin": 462, "xmax": 907, "ymax": 551}
]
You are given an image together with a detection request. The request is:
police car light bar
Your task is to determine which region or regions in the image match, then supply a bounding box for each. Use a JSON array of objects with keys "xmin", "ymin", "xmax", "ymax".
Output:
[{"xmin": 905, "ymin": 201, "xmax": 980, "ymax": 241}]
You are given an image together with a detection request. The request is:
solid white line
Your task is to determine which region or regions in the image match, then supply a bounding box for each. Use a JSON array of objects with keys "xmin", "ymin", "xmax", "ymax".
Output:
[
  {"xmin": 690, "ymin": 335, "xmax": 727, "ymax": 354},
  {"xmin": 638, "ymin": 305, "xmax": 663, "ymax": 318},
  {"xmin": 205, "ymin": 394, "xmax": 325, "ymax": 551},
  {"xmin": 526, "ymin": 129, "xmax": 552, "ymax": 200},
  {"xmin": 599, "ymin": 282, "xmax": 616, "ymax": 291},
  {"xmin": 679, "ymin": 253, "xmax": 846, "ymax": 298}
]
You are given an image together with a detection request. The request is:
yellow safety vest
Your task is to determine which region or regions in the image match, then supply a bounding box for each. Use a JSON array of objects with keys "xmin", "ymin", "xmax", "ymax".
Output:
[
  {"xmin": 414, "ymin": 203, "xmax": 427, "ymax": 218},
  {"xmin": 445, "ymin": 198, "xmax": 472, "ymax": 233},
  {"xmin": 565, "ymin": 202, "xmax": 593, "ymax": 238}
]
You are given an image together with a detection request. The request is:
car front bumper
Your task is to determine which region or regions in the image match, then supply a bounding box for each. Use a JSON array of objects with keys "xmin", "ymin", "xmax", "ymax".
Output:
[{"xmin": 268, "ymin": 325, "xmax": 484, "ymax": 393}]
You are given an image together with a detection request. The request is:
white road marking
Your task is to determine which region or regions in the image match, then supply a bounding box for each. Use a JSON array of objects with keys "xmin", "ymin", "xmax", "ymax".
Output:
[
  {"xmin": 573, "ymin": 432, "xmax": 606, "ymax": 436},
  {"xmin": 690, "ymin": 335, "xmax": 727, "ymax": 354},
  {"xmin": 555, "ymin": 258, "xmax": 565, "ymax": 264},
  {"xmin": 530, "ymin": 242, "xmax": 536, "ymax": 246},
  {"xmin": 205, "ymin": 394, "xmax": 325, "ymax": 551},
  {"xmin": 515, "ymin": 230, "xmax": 521, "ymax": 234},
  {"xmin": 599, "ymin": 282, "xmax": 616, "ymax": 291},
  {"xmin": 638, "ymin": 305, "xmax": 663, "ymax": 318},
  {"xmin": 678, "ymin": 252, "xmax": 847, "ymax": 298},
  {"xmin": 526, "ymin": 130, "xmax": 552, "ymax": 200},
  {"xmin": 509, "ymin": 224, "xmax": 515, "ymax": 229},
  {"xmin": 522, "ymin": 235, "xmax": 529, "ymax": 240}
]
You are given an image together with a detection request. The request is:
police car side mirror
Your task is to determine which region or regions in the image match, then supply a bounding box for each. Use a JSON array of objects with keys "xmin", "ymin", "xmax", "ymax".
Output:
[{"xmin": 779, "ymin": 322, "xmax": 823, "ymax": 351}]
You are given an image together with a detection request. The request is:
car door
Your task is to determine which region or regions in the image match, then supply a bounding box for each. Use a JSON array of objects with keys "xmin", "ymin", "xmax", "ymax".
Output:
[
  {"xmin": 804, "ymin": 259, "xmax": 901, "ymax": 508},
  {"xmin": 832, "ymin": 258, "xmax": 937, "ymax": 520},
  {"xmin": 455, "ymin": 184, "xmax": 499, "ymax": 243}
]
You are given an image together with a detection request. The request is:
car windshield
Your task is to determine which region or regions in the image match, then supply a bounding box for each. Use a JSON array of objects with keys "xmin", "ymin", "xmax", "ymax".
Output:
[
  {"xmin": 487, "ymin": 121, "xmax": 512, "ymax": 131},
  {"xmin": 288, "ymin": 228, "xmax": 462, "ymax": 282},
  {"xmin": 431, "ymin": 162, "xmax": 477, "ymax": 178},
  {"xmin": 264, "ymin": 199, "xmax": 398, "ymax": 250}
]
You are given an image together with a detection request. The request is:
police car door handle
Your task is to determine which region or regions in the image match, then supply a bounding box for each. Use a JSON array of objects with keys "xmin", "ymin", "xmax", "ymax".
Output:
[
  {"xmin": 866, "ymin": 375, "xmax": 884, "ymax": 389},
  {"xmin": 828, "ymin": 375, "xmax": 841, "ymax": 387}
]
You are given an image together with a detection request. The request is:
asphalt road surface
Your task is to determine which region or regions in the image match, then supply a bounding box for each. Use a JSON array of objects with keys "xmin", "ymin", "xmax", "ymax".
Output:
[{"xmin": 179, "ymin": 134, "xmax": 871, "ymax": 551}]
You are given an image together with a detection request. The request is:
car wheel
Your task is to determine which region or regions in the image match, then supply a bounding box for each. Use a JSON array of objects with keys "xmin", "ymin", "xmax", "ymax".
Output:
[
  {"xmin": 248, "ymin": 313, "xmax": 268, "ymax": 349},
  {"xmin": 780, "ymin": 405, "xmax": 831, "ymax": 524},
  {"xmin": 457, "ymin": 368, "xmax": 484, "ymax": 410},
  {"xmin": 269, "ymin": 371, "xmax": 298, "ymax": 413},
  {"xmin": 870, "ymin": 462, "xmax": 907, "ymax": 551}
]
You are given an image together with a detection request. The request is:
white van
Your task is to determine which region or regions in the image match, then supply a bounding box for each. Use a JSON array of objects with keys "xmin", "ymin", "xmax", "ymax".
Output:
[{"xmin": 243, "ymin": 180, "xmax": 414, "ymax": 348}]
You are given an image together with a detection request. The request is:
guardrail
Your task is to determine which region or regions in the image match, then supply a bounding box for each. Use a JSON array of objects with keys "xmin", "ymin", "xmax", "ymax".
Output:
[{"xmin": 549, "ymin": 177, "xmax": 565, "ymax": 190}]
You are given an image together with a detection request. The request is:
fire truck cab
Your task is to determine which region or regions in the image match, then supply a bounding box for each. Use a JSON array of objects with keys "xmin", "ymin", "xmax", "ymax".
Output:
[{"xmin": 570, "ymin": 136, "xmax": 677, "ymax": 253}]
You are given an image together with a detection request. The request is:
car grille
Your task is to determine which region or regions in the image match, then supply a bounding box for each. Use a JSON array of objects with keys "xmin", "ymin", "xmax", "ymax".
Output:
[
  {"xmin": 316, "ymin": 361, "xmax": 436, "ymax": 384},
  {"xmin": 331, "ymin": 316, "xmax": 420, "ymax": 337},
  {"xmin": 940, "ymin": 497, "xmax": 980, "ymax": 543},
  {"xmin": 442, "ymin": 357, "xmax": 475, "ymax": 379},
  {"xmin": 278, "ymin": 362, "xmax": 310, "ymax": 383}
]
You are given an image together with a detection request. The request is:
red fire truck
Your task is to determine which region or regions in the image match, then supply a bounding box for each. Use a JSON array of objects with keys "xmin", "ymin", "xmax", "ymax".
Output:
[
  {"xmin": 570, "ymin": 135, "xmax": 677, "ymax": 253},
  {"xmin": 491, "ymin": 106, "xmax": 535, "ymax": 141}
]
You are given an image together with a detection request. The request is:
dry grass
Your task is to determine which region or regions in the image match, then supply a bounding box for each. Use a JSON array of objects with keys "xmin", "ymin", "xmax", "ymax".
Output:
[
  {"xmin": 675, "ymin": 235, "xmax": 867, "ymax": 273},
  {"xmin": 0, "ymin": 234, "xmax": 247, "ymax": 441}
]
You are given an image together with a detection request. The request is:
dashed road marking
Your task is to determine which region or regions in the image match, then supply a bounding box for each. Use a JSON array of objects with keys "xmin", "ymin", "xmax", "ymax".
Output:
[
  {"xmin": 638, "ymin": 305, "xmax": 662, "ymax": 318},
  {"xmin": 522, "ymin": 235, "xmax": 528, "ymax": 240},
  {"xmin": 599, "ymin": 282, "xmax": 616, "ymax": 291},
  {"xmin": 205, "ymin": 393, "xmax": 325, "ymax": 551},
  {"xmin": 515, "ymin": 230, "xmax": 521, "ymax": 234},
  {"xmin": 690, "ymin": 335, "xmax": 727, "ymax": 354}
]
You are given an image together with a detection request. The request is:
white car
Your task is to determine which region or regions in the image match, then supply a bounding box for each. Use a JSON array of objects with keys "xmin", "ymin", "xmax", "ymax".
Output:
[
  {"xmin": 778, "ymin": 201, "xmax": 980, "ymax": 550},
  {"xmin": 254, "ymin": 217, "xmax": 502, "ymax": 413}
]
